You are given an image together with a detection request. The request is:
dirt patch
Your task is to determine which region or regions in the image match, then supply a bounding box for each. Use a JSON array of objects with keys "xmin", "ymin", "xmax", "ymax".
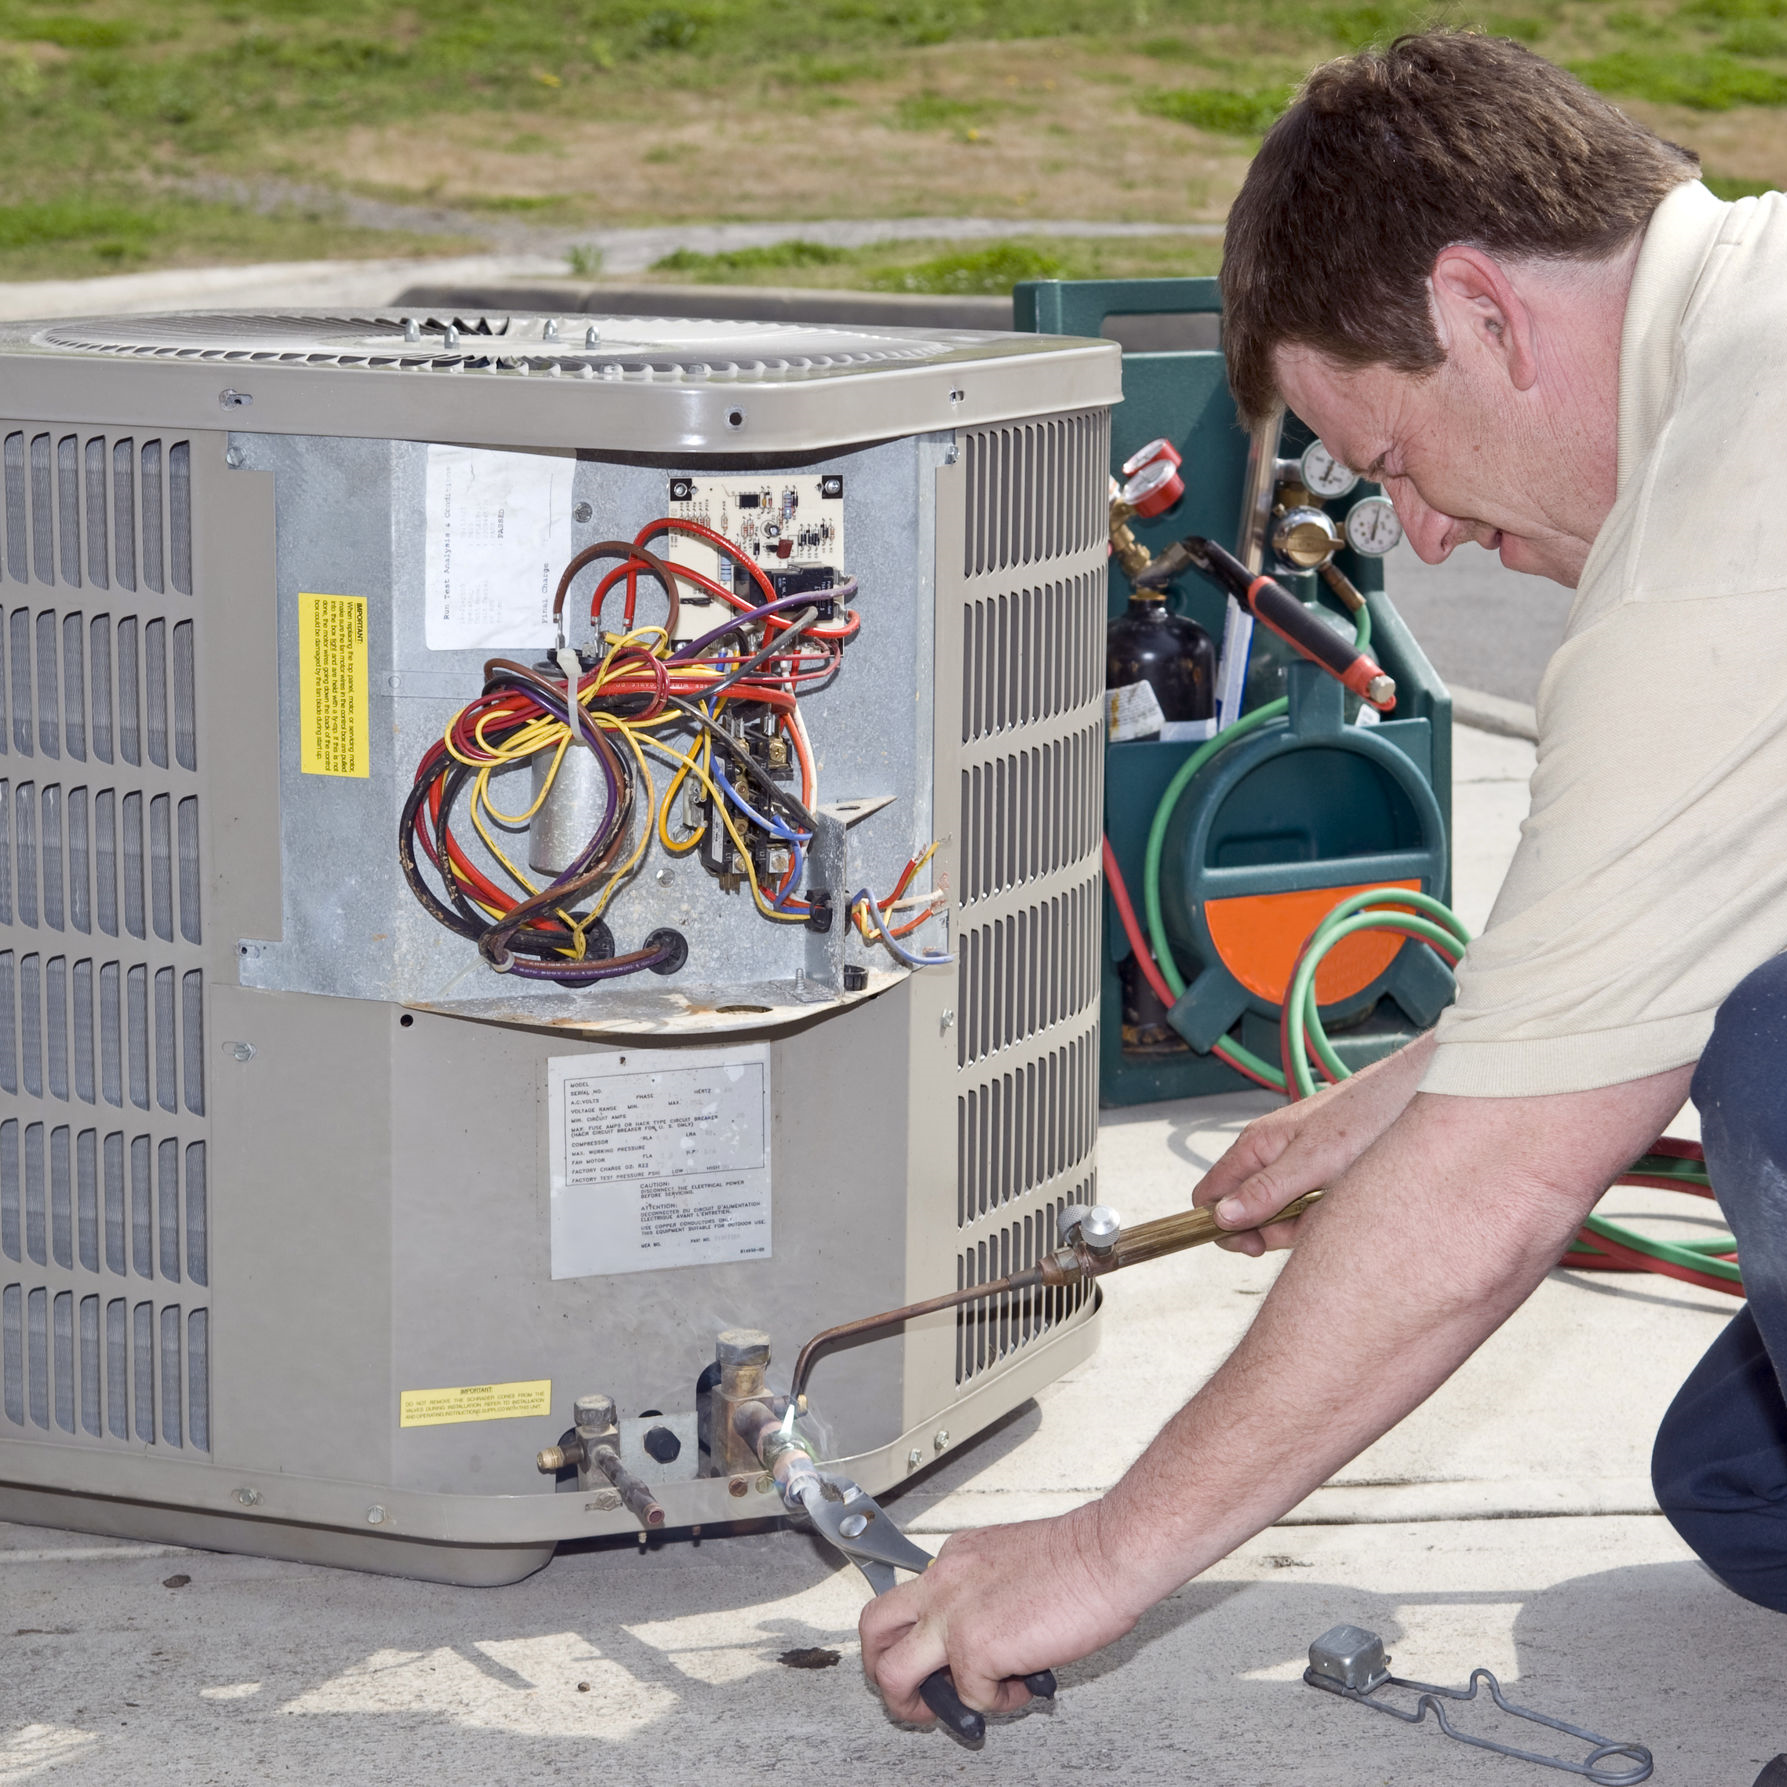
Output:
[
  {"xmin": 282, "ymin": 40, "xmax": 1252, "ymax": 227},
  {"xmin": 778, "ymin": 1646, "xmax": 843, "ymax": 1669},
  {"xmin": 1618, "ymin": 99, "xmax": 1787, "ymax": 187}
]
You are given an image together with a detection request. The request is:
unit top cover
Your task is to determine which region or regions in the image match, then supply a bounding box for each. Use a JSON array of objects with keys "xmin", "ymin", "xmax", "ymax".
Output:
[{"xmin": 0, "ymin": 308, "xmax": 1122, "ymax": 454}]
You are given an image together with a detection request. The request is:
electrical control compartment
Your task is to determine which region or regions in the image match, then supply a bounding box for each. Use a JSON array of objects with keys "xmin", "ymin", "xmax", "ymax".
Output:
[
  {"xmin": 237, "ymin": 430, "xmax": 947, "ymax": 1031},
  {"xmin": 0, "ymin": 310, "xmax": 1120, "ymax": 1584}
]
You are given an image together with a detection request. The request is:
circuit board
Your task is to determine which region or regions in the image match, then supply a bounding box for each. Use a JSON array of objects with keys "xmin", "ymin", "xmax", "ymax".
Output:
[{"xmin": 666, "ymin": 473, "xmax": 844, "ymax": 637}]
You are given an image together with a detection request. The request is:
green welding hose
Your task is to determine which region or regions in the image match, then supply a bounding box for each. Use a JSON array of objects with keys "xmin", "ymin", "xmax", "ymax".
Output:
[
  {"xmin": 1284, "ymin": 890, "xmax": 1472, "ymax": 1097},
  {"xmin": 1281, "ymin": 889, "xmax": 1737, "ymax": 1290}
]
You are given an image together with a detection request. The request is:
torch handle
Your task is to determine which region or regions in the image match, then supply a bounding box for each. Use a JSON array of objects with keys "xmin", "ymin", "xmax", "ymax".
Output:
[
  {"xmin": 919, "ymin": 1666, "xmax": 1058, "ymax": 1746},
  {"xmin": 1109, "ymin": 1191, "xmax": 1324, "ymax": 1270}
]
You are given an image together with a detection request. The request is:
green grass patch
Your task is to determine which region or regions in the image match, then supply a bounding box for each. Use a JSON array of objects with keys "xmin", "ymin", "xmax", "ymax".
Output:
[
  {"xmin": 1704, "ymin": 171, "xmax": 1780, "ymax": 195},
  {"xmin": 895, "ymin": 90, "xmax": 1006, "ymax": 130},
  {"xmin": 865, "ymin": 241, "xmax": 1070, "ymax": 293},
  {"xmin": 1721, "ymin": 17, "xmax": 1787, "ymax": 52},
  {"xmin": 1569, "ymin": 48, "xmax": 1787, "ymax": 105},
  {"xmin": 0, "ymin": 189, "xmax": 480, "ymax": 279},
  {"xmin": 1140, "ymin": 84, "xmax": 1291, "ymax": 137},
  {"xmin": 650, "ymin": 239, "xmax": 853, "ymax": 280},
  {"xmin": 633, "ymin": 233, "xmax": 1223, "ymax": 293}
]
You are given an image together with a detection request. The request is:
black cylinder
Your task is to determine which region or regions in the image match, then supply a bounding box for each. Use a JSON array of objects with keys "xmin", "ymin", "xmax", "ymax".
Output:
[{"xmin": 1106, "ymin": 593, "xmax": 1216, "ymax": 726}]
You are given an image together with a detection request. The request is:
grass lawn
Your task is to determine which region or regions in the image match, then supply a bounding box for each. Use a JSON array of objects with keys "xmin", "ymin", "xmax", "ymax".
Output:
[
  {"xmin": 630, "ymin": 234, "xmax": 1224, "ymax": 293},
  {"xmin": 0, "ymin": 1, "xmax": 1784, "ymax": 283}
]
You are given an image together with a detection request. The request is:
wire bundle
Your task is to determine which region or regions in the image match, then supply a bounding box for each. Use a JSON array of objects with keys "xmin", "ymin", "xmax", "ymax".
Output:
[{"xmin": 399, "ymin": 517, "xmax": 950, "ymax": 986}]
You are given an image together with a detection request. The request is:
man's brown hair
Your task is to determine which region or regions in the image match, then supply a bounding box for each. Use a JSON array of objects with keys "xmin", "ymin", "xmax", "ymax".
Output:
[{"xmin": 1222, "ymin": 31, "xmax": 1698, "ymax": 422}]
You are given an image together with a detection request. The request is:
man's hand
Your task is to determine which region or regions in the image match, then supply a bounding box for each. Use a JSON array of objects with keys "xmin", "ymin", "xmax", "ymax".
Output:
[
  {"xmin": 859, "ymin": 1503, "xmax": 1136, "ymax": 1720},
  {"xmin": 1195, "ymin": 1031, "xmax": 1436, "ymax": 1254}
]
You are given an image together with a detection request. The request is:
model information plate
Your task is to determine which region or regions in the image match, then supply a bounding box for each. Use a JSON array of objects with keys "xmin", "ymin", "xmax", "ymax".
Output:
[{"xmin": 548, "ymin": 1046, "xmax": 771, "ymax": 1279}]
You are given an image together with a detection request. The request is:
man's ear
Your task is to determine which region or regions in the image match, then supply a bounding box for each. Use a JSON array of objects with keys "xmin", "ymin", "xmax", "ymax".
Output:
[{"xmin": 1430, "ymin": 245, "xmax": 1537, "ymax": 392}]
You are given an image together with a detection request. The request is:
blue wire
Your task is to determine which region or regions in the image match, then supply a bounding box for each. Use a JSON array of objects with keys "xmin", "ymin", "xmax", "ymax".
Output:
[
  {"xmin": 701, "ymin": 714, "xmax": 811, "ymax": 910},
  {"xmin": 850, "ymin": 887, "xmax": 953, "ymax": 968}
]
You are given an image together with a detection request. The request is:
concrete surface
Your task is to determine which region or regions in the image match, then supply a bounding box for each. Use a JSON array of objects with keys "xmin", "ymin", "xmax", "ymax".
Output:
[{"xmin": 6, "ymin": 724, "xmax": 1776, "ymax": 1786}]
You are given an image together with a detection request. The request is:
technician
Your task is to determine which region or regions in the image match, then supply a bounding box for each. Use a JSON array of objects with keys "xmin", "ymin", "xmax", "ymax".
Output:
[{"xmin": 863, "ymin": 27, "xmax": 1787, "ymax": 1730}]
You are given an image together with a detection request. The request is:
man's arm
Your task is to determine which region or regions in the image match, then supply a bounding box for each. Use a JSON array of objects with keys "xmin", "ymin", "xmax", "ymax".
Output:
[{"xmin": 860, "ymin": 1064, "xmax": 1694, "ymax": 1718}]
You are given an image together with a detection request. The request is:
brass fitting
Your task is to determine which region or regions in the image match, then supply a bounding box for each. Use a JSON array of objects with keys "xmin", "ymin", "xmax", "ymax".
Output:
[{"xmin": 1109, "ymin": 496, "xmax": 1155, "ymax": 582}]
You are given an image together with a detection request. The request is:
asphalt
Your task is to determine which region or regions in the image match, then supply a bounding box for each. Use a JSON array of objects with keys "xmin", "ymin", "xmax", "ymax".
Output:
[{"xmin": 5, "ymin": 724, "xmax": 1773, "ymax": 1787}]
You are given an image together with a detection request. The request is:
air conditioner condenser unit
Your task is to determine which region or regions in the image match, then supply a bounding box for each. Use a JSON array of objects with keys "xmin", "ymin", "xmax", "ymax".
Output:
[{"xmin": 0, "ymin": 309, "xmax": 1119, "ymax": 1583}]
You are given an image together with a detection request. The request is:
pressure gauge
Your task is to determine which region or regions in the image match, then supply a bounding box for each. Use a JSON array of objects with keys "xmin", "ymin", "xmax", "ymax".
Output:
[
  {"xmin": 1344, "ymin": 494, "xmax": 1403, "ymax": 557},
  {"xmin": 1300, "ymin": 440, "xmax": 1359, "ymax": 500}
]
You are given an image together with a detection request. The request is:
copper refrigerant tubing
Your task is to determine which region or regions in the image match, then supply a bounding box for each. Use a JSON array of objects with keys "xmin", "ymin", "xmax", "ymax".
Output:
[{"xmin": 789, "ymin": 1192, "xmax": 1325, "ymax": 1408}]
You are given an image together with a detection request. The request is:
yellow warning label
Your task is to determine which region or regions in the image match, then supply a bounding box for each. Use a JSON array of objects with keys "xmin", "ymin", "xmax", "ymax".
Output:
[
  {"xmin": 299, "ymin": 592, "xmax": 370, "ymax": 778},
  {"xmin": 399, "ymin": 1379, "xmax": 553, "ymax": 1429}
]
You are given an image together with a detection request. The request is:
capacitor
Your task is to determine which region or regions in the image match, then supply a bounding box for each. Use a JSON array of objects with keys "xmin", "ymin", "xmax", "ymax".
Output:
[{"xmin": 529, "ymin": 740, "xmax": 615, "ymax": 877}]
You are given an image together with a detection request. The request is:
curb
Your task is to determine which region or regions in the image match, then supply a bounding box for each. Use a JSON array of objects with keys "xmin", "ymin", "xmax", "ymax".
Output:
[{"xmin": 1450, "ymin": 684, "xmax": 1537, "ymax": 742}]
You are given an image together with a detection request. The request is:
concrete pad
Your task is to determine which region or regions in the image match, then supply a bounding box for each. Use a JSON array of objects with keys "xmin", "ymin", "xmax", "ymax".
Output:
[{"xmin": 1, "ymin": 1511, "xmax": 1775, "ymax": 1784}]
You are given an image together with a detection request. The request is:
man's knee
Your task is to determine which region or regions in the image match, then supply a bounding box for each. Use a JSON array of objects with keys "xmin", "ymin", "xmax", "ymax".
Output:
[{"xmin": 1652, "ymin": 1311, "xmax": 1787, "ymax": 1615}]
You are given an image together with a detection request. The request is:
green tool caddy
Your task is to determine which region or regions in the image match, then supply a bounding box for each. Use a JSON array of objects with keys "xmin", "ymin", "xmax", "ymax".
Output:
[{"xmin": 1014, "ymin": 277, "xmax": 1454, "ymax": 1107}]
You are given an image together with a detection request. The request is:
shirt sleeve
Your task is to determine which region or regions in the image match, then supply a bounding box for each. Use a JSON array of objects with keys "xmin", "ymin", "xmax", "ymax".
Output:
[{"xmin": 1421, "ymin": 585, "xmax": 1787, "ymax": 1098}]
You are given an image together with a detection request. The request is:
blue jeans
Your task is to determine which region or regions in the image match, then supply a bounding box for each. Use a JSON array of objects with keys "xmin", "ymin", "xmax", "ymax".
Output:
[{"xmin": 1652, "ymin": 954, "xmax": 1787, "ymax": 1614}]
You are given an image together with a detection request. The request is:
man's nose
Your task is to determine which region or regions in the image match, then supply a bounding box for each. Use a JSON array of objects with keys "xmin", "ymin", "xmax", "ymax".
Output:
[{"xmin": 1386, "ymin": 482, "xmax": 1458, "ymax": 564}]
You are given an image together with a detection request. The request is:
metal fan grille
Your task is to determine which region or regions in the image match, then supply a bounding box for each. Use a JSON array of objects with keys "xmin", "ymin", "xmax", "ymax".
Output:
[{"xmin": 35, "ymin": 311, "xmax": 958, "ymax": 381}]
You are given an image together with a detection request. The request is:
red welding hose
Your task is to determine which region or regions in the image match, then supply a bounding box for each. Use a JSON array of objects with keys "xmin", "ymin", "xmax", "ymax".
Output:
[{"xmin": 1101, "ymin": 836, "xmax": 1282, "ymax": 1093}]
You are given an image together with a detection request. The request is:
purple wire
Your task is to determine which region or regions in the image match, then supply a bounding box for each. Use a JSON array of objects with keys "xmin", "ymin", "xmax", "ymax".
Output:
[
  {"xmin": 670, "ymin": 581, "xmax": 859, "ymax": 662},
  {"xmin": 502, "ymin": 945, "xmax": 670, "ymax": 983}
]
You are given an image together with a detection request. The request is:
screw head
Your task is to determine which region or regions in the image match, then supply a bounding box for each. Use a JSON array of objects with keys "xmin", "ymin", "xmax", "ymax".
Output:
[
  {"xmin": 573, "ymin": 501, "xmax": 593, "ymax": 524},
  {"xmin": 907, "ymin": 1448, "xmax": 924, "ymax": 1469},
  {"xmin": 728, "ymin": 1476, "xmax": 749, "ymax": 1498},
  {"xmin": 366, "ymin": 1505, "xmax": 387, "ymax": 1526},
  {"xmin": 933, "ymin": 1430, "xmax": 949, "ymax": 1452},
  {"xmin": 939, "ymin": 1007, "xmax": 956, "ymax": 1032},
  {"xmin": 224, "ymin": 446, "xmax": 245, "ymax": 468},
  {"xmin": 222, "ymin": 1041, "xmax": 255, "ymax": 1063},
  {"xmin": 232, "ymin": 1486, "xmax": 260, "ymax": 1507},
  {"xmin": 656, "ymin": 867, "xmax": 673, "ymax": 886}
]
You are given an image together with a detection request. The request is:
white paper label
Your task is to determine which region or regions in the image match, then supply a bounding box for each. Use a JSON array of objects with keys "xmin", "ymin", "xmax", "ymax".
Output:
[
  {"xmin": 1159, "ymin": 717, "xmax": 1218, "ymax": 743},
  {"xmin": 1105, "ymin": 679, "xmax": 1166, "ymax": 742},
  {"xmin": 424, "ymin": 445, "xmax": 575, "ymax": 651},
  {"xmin": 548, "ymin": 1046, "xmax": 772, "ymax": 1279}
]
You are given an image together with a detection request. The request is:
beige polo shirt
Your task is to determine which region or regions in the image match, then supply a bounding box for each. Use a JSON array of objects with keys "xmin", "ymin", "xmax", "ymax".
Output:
[{"xmin": 1423, "ymin": 178, "xmax": 1787, "ymax": 1097}]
